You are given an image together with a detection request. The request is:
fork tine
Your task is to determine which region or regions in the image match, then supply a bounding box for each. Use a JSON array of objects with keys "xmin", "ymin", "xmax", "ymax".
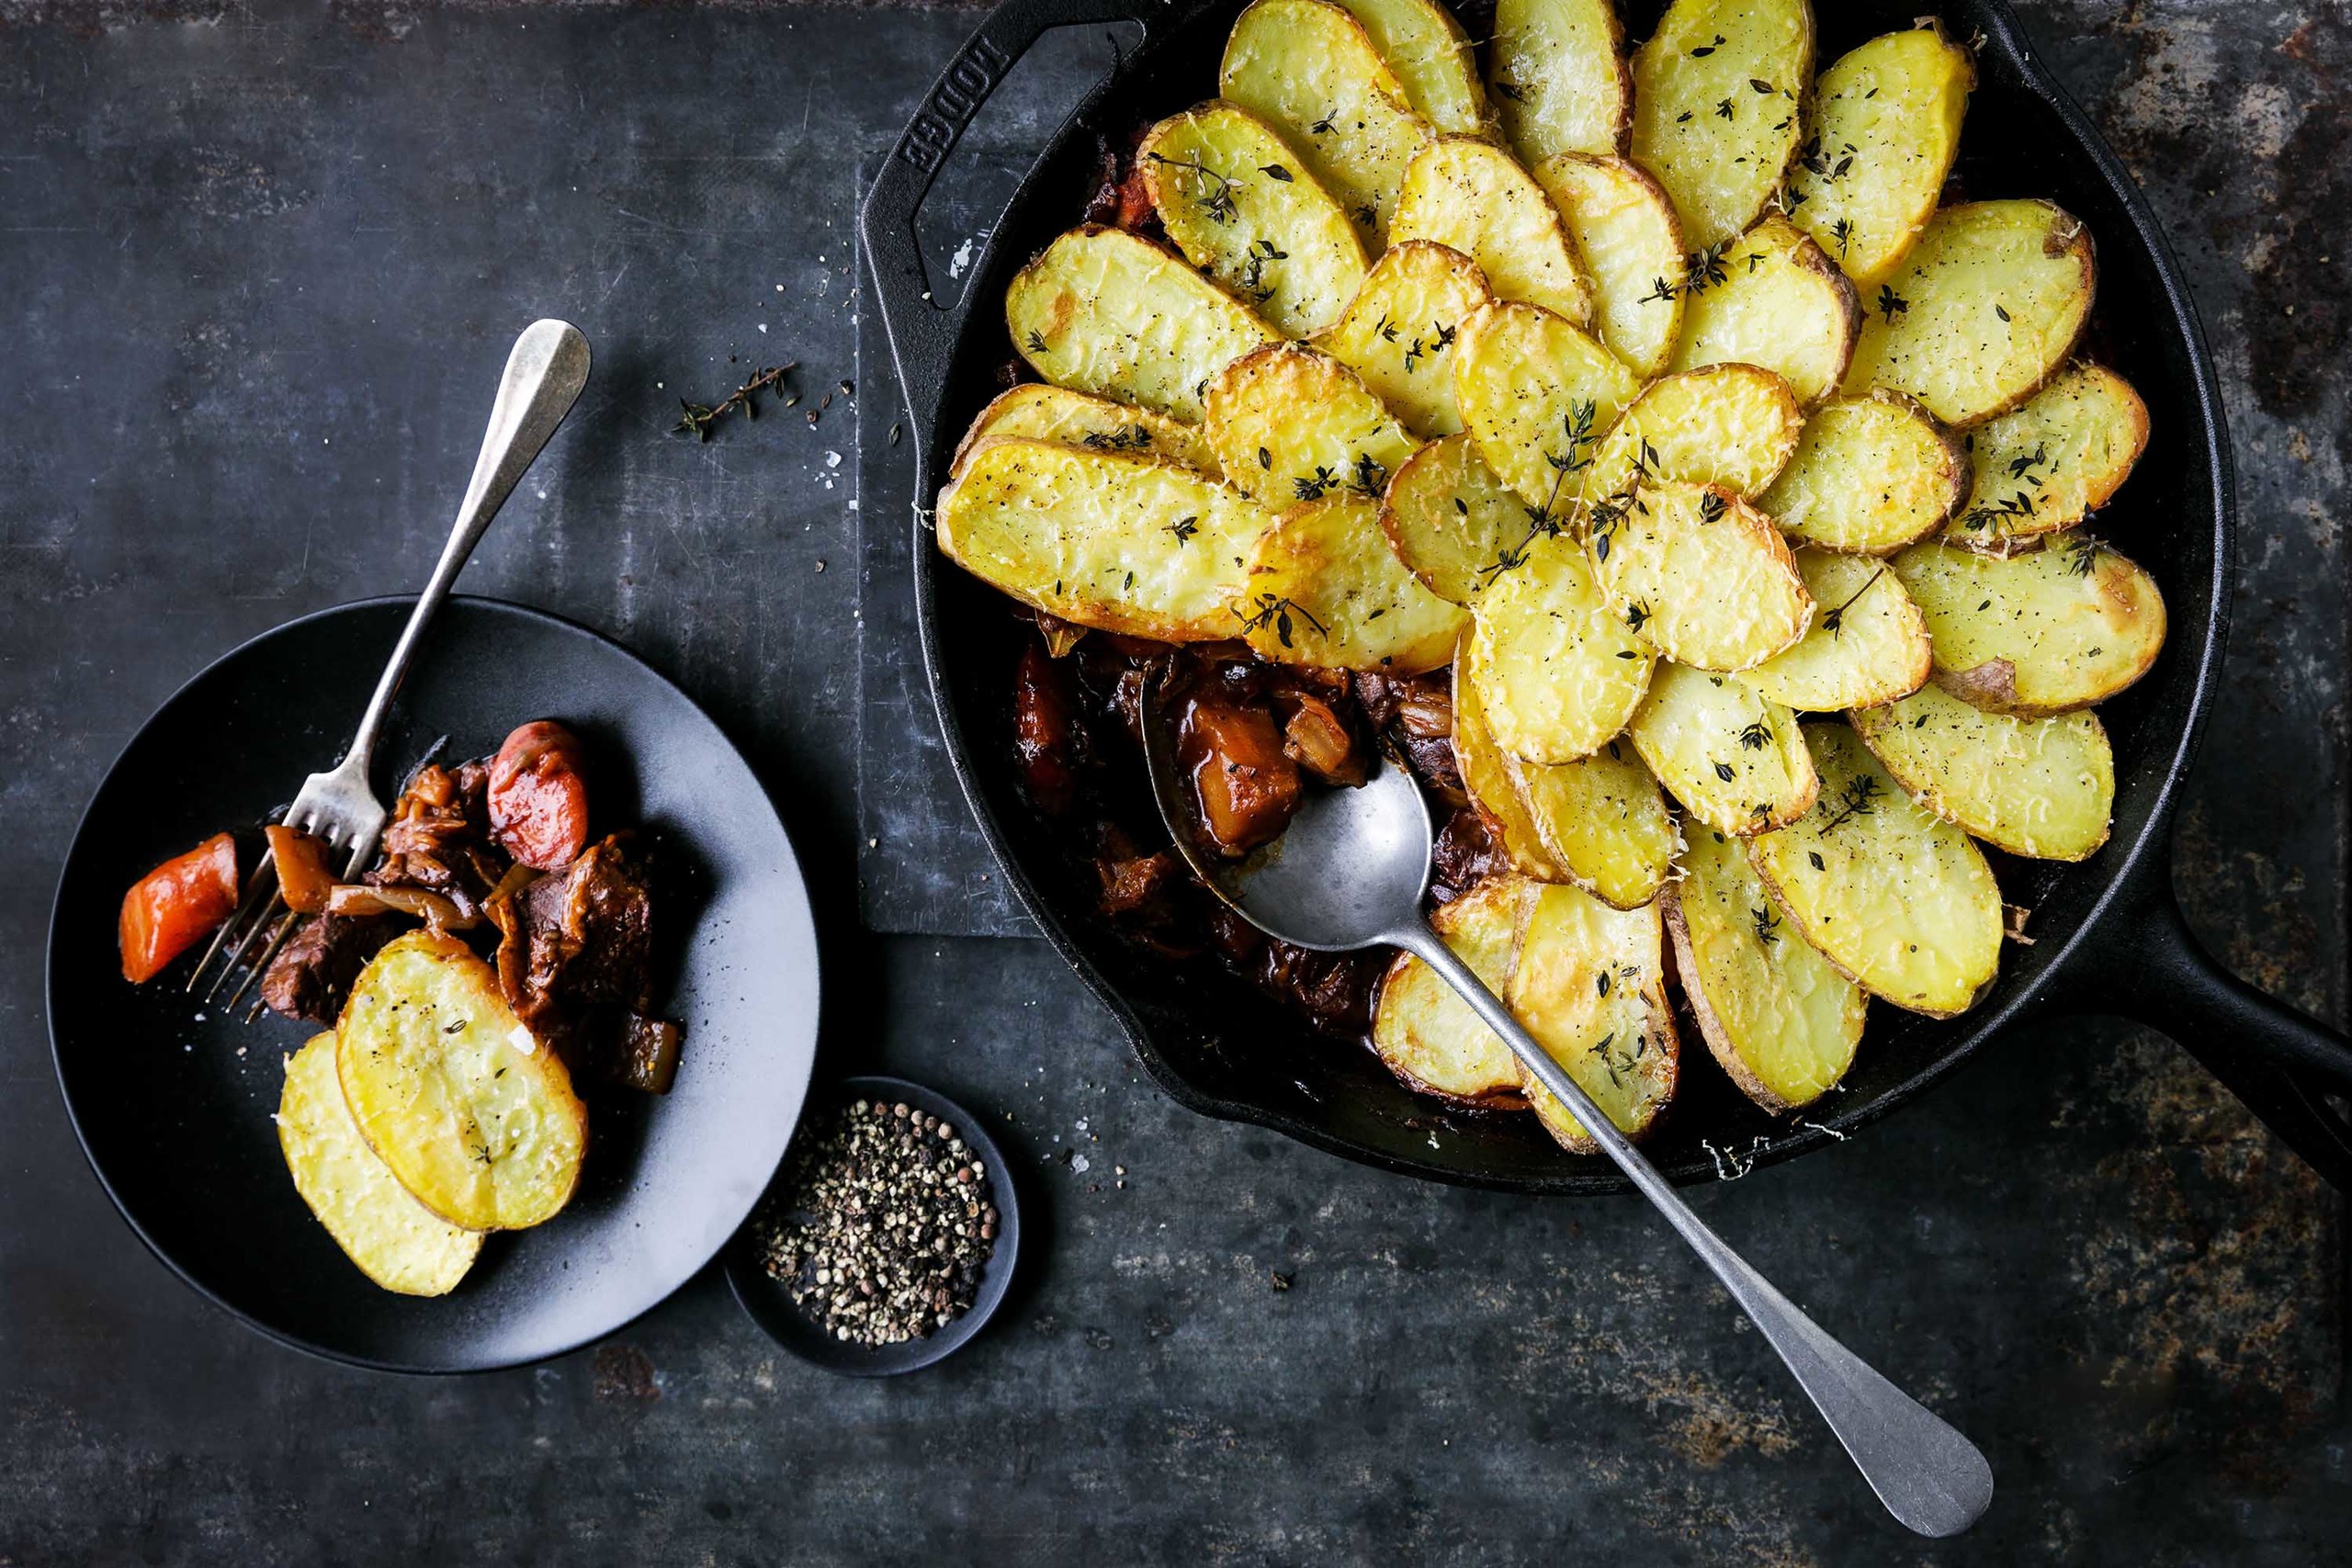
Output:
[
  {"xmin": 224, "ymin": 907, "xmax": 301, "ymax": 1013},
  {"xmin": 203, "ymin": 887, "xmax": 286, "ymax": 1003},
  {"xmin": 187, "ymin": 858, "xmax": 282, "ymax": 996}
]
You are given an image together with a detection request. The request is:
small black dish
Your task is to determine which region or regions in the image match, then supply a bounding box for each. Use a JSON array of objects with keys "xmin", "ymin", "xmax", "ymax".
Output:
[{"xmin": 725, "ymin": 1075, "xmax": 1021, "ymax": 1376}]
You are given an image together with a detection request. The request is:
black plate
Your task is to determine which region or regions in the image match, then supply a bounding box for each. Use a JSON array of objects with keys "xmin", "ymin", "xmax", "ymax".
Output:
[
  {"xmin": 47, "ymin": 596, "xmax": 822, "ymax": 1372},
  {"xmin": 724, "ymin": 1075, "xmax": 1020, "ymax": 1375}
]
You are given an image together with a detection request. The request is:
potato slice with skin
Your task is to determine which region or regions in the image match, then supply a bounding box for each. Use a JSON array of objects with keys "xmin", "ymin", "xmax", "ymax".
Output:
[
  {"xmin": 1739, "ymin": 550, "xmax": 1931, "ymax": 711},
  {"xmin": 1894, "ymin": 536, "xmax": 2165, "ymax": 714},
  {"xmin": 1007, "ymin": 226, "xmax": 1278, "ymax": 423},
  {"xmin": 1466, "ymin": 533, "xmax": 1653, "ymax": 763},
  {"xmin": 1312, "ymin": 241, "xmax": 1489, "ymax": 439},
  {"xmin": 1330, "ymin": 0, "xmax": 1487, "ymax": 135},
  {"xmin": 1204, "ymin": 344, "xmax": 1419, "ymax": 510},
  {"xmin": 1373, "ymin": 874, "xmax": 1539, "ymax": 1105},
  {"xmin": 1788, "ymin": 26, "xmax": 1975, "ymax": 288},
  {"xmin": 1578, "ymin": 363, "xmax": 1804, "ymax": 508},
  {"xmin": 1589, "ymin": 479, "xmax": 1812, "ymax": 673},
  {"xmin": 1841, "ymin": 199, "xmax": 2097, "ymax": 427},
  {"xmin": 1510, "ymin": 736, "xmax": 1678, "ymax": 909},
  {"xmin": 1491, "ymin": 0, "xmax": 1631, "ymax": 164},
  {"xmin": 1380, "ymin": 434, "xmax": 1529, "ymax": 604},
  {"xmin": 1628, "ymin": 0, "xmax": 1814, "ymax": 251},
  {"xmin": 1747, "ymin": 723, "xmax": 2003, "ymax": 1017},
  {"xmin": 1851, "ymin": 682, "xmax": 2114, "ymax": 862},
  {"xmin": 1668, "ymin": 217, "xmax": 1861, "ymax": 407},
  {"xmin": 1391, "ymin": 136, "xmax": 1593, "ymax": 328},
  {"xmin": 1534, "ymin": 153, "xmax": 1686, "ymax": 378},
  {"xmin": 951, "ymin": 385, "xmax": 1218, "ymax": 479},
  {"xmin": 1629, "ymin": 661, "xmax": 1817, "ymax": 835},
  {"xmin": 1510, "ymin": 883, "xmax": 1678, "ymax": 1151},
  {"xmin": 1453, "ymin": 300, "xmax": 1644, "ymax": 516},
  {"xmin": 279, "ymin": 1032, "xmax": 483, "ymax": 1296},
  {"xmin": 1758, "ymin": 389, "xmax": 1968, "ymax": 554},
  {"xmin": 939, "ymin": 439, "xmax": 1278, "ymax": 642},
  {"xmin": 1452, "ymin": 644, "xmax": 1573, "ymax": 881},
  {"xmin": 1238, "ymin": 494, "xmax": 1466, "ymax": 671},
  {"xmin": 1140, "ymin": 102, "xmax": 1369, "ymax": 340},
  {"xmin": 336, "ymin": 931, "xmax": 588, "ymax": 1232},
  {"xmin": 1946, "ymin": 364, "xmax": 2151, "ymax": 550},
  {"xmin": 1664, "ymin": 828, "xmax": 1865, "ymax": 1112},
  {"xmin": 1220, "ymin": 0, "xmax": 1433, "ymax": 250}
]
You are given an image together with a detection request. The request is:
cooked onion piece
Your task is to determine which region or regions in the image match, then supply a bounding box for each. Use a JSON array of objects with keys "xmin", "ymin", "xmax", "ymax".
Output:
[
  {"xmin": 1668, "ymin": 216, "xmax": 1861, "ymax": 406},
  {"xmin": 1578, "ymin": 363, "xmax": 1804, "ymax": 506},
  {"xmin": 1758, "ymin": 389, "xmax": 1969, "ymax": 554},
  {"xmin": 1944, "ymin": 364, "xmax": 2150, "ymax": 550},
  {"xmin": 1589, "ymin": 479, "xmax": 1812, "ymax": 674},
  {"xmin": 1489, "ymin": 0, "xmax": 1631, "ymax": 164},
  {"xmin": 1204, "ymin": 344, "xmax": 1420, "ymax": 509},
  {"xmin": 1850, "ymin": 682, "xmax": 2115, "ymax": 861},
  {"xmin": 1739, "ymin": 550, "xmax": 1932, "ymax": 712},
  {"xmin": 1509, "ymin": 883, "xmax": 1678, "ymax": 1151},
  {"xmin": 951, "ymin": 385, "xmax": 1219, "ymax": 479},
  {"xmin": 1330, "ymin": 0, "xmax": 1488, "ymax": 134},
  {"xmin": 1140, "ymin": 102, "xmax": 1369, "ymax": 339},
  {"xmin": 1533, "ymin": 152, "xmax": 1686, "ymax": 378},
  {"xmin": 1452, "ymin": 300, "xmax": 1643, "ymax": 514},
  {"xmin": 1628, "ymin": 0, "xmax": 1814, "ymax": 251},
  {"xmin": 1312, "ymin": 241, "xmax": 1491, "ymax": 438},
  {"xmin": 1380, "ymin": 434, "xmax": 1529, "ymax": 604},
  {"xmin": 1893, "ymin": 536, "xmax": 2165, "ymax": 714},
  {"xmin": 1220, "ymin": 0, "xmax": 1434, "ymax": 249},
  {"xmin": 1006, "ymin": 226, "xmax": 1279, "ymax": 423},
  {"xmin": 1787, "ymin": 25, "xmax": 1975, "ymax": 287},
  {"xmin": 1747, "ymin": 722, "xmax": 2003, "ymax": 1018},
  {"xmin": 1841, "ymin": 199, "xmax": 2097, "ymax": 427},
  {"xmin": 1391, "ymin": 136, "xmax": 1594, "ymax": 327},
  {"xmin": 939, "ymin": 438, "xmax": 1277, "ymax": 642},
  {"xmin": 1373, "ymin": 874, "xmax": 1539, "ymax": 1104},
  {"xmin": 1238, "ymin": 494, "xmax": 1467, "ymax": 671},
  {"xmin": 1465, "ymin": 534, "xmax": 1652, "ymax": 762},
  {"xmin": 1628, "ymin": 660, "xmax": 1817, "ymax": 835},
  {"xmin": 1664, "ymin": 826, "xmax": 1865, "ymax": 1112}
]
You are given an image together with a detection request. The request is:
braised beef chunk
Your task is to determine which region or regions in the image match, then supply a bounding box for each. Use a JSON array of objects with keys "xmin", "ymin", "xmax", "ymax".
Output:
[
  {"xmin": 497, "ymin": 834, "xmax": 656, "ymax": 1025},
  {"xmin": 613, "ymin": 1015, "xmax": 682, "ymax": 1096},
  {"xmin": 1430, "ymin": 805, "xmax": 1509, "ymax": 907},
  {"xmin": 260, "ymin": 914, "xmax": 395, "ymax": 1025},
  {"xmin": 368, "ymin": 761, "xmax": 507, "ymax": 919}
]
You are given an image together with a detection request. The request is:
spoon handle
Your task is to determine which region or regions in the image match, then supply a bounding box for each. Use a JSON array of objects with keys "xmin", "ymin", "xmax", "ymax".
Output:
[{"xmin": 1391, "ymin": 921, "xmax": 1994, "ymax": 1540}]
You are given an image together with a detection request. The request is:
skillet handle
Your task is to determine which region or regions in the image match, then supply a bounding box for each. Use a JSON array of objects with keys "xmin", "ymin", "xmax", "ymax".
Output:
[{"xmin": 860, "ymin": 0, "xmax": 1169, "ymax": 457}]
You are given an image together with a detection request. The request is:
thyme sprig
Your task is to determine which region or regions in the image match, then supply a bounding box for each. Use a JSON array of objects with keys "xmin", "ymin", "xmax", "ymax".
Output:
[
  {"xmin": 1146, "ymin": 152, "xmax": 1242, "ymax": 223},
  {"xmin": 673, "ymin": 362, "xmax": 799, "ymax": 441},
  {"xmin": 1818, "ymin": 567, "xmax": 1887, "ymax": 635},
  {"xmin": 1816, "ymin": 773, "xmax": 1884, "ymax": 836},
  {"xmin": 1237, "ymin": 592, "xmax": 1328, "ymax": 649}
]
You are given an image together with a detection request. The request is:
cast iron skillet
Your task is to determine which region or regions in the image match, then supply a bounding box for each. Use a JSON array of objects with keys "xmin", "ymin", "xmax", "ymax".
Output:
[
  {"xmin": 864, "ymin": 0, "xmax": 2352, "ymax": 1192},
  {"xmin": 48, "ymin": 597, "xmax": 822, "ymax": 1370}
]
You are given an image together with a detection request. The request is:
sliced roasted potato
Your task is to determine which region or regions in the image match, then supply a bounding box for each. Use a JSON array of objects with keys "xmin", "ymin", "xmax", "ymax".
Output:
[
  {"xmin": 1006, "ymin": 226, "xmax": 1279, "ymax": 423},
  {"xmin": 1578, "ymin": 363, "xmax": 1804, "ymax": 507},
  {"xmin": 1788, "ymin": 26, "xmax": 1975, "ymax": 288},
  {"xmin": 1490, "ymin": 0, "xmax": 1631, "ymax": 164},
  {"xmin": 1740, "ymin": 550, "xmax": 1931, "ymax": 711},
  {"xmin": 1452, "ymin": 645, "xmax": 1575, "ymax": 880},
  {"xmin": 1628, "ymin": 660, "xmax": 1817, "ymax": 835},
  {"xmin": 1841, "ymin": 199, "xmax": 2097, "ymax": 427},
  {"xmin": 1664, "ymin": 827, "xmax": 1865, "ymax": 1112},
  {"xmin": 1331, "ymin": 0, "xmax": 1487, "ymax": 134},
  {"xmin": 1204, "ymin": 344, "xmax": 1420, "ymax": 510},
  {"xmin": 1747, "ymin": 723, "xmax": 2003, "ymax": 1017},
  {"xmin": 1945, "ymin": 364, "xmax": 2150, "ymax": 549},
  {"xmin": 1311, "ymin": 240, "xmax": 1490, "ymax": 438},
  {"xmin": 1464, "ymin": 533, "xmax": 1653, "ymax": 763},
  {"xmin": 1534, "ymin": 153, "xmax": 1686, "ymax": 378},
  {"xmin": 1391, "ymin": 136, "xmax": 1593, "ymax": 327},
  {"xmin": 1141, "ymin": 102, "xmax": 1370, "ymax": 339},
  {"xmin": 1851, "ymin": 682, "xmax": 2114, "ymax": 861},
  {"xmin": 1510, "ymin": 883, "xmax": 1678, "ymax": 1151},
  {"xmin": 939, "ymin": 438, "xmax": 1278, "ymax": 641},
  {"xmin": 1239, "ymin": 494, "xmax": 1467, "ymax": 671},
  {"xmin": 1380, "ymin": 434, "xmax": 1530, "ymax": 604},
  {"xmin": 336, "ymin": 931, "xmax": 589, "ymax": 1232},
  {"xmin": 1453, "ymin": 300, "xmax": 1644, "ymax": 515},
  {"xmin": 1220, "ymin": 0, "xmax": 1433, "ymax": 249},
  {"xmin": 1893, "ymin": 536, "xmax": 2165, "ymax": 714},
  {"xmin": 279, "ymin": 1032, "xmax": 483, "ymax": 1295},
  {"xmin": 1373, "ymin": 874, "xmax": 1538, "ymax": 1104},
  {"xmin": 1758, "ymin": 389, "xmax": 1968, "ymax": 554},
  {"xmin": 1511, "ymin": 736, "xmax": 1678, "ymax": 909},
  {"xmin": 951, "ymin": 385, "xmax": 1219, "ymax": 479},
  {"xmin": 1668, "ymin": 216, "xmax": 1861, "ymax": 406},
  {"xmin": 1628, "ymin": 0, "xmax": 1814, "ymax": 251},
  {"xmin": 1589, "ymin": 479, "xmax": 1812, "ymax": 673}
]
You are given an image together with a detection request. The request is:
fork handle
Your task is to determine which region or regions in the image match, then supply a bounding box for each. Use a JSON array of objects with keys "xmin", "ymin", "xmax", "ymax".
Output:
[
  {"xmin": 1388, "ymin": 920, "xmax": 1995, "ymax": 1539},
  {"xmin": 342, "ymin": 320, "xmax": 593, "ymax": 778}
]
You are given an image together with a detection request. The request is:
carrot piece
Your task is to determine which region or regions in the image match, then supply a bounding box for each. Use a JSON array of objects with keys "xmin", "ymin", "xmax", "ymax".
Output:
[{"xmin": 119, "ymin": 832, "xmax": 239, "ymax": 984}]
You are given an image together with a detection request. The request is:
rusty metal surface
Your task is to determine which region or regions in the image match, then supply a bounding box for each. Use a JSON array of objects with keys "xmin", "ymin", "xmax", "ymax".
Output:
[{"xmin": 0, "ymin": 2, "xmax": 2342, "ymax": 1562}]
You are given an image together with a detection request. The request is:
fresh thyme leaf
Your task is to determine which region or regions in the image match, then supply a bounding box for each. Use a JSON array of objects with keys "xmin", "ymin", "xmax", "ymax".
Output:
[
  {"xmin": 1025, "ymin": 330, "xmax": 1048, "ymax": 354},
  {"xmin": 1736, "ymin": 721, "xmax": 1770, "ymax": 750},
  {"xmin": 1714, "ymin": 97, "xmax": 1736, "ymax": 120},
  {"xmin": 1690, "ymin": 33, "xmax": 1724, "ymax": 55},
  {"xmin": 1260, "ymin": 164, "xmax": 1294, "ymax": 181},
  {"xmin": 1698, "ymin": 491, "xmax": 1728, "ymax": 525},
  {"xmin": 1167, "ymin": 514, "xmax": 1199, "ymax": 544},
  {"xmin": 2062, "ymin": 534, "xmax": 2104, "ymax": 576},
  {"xmin": 1495, "ymin": 79, "xmax": 1528, "ymax": 103},
  {"xmin": 1876, "ymin": 284, "xmax": 1909, "ymax": 321},
  {"xmin": 1713, "ymin": 760, "xmax": 1736, "ymax": 782},
  {"xmin": 1750, "ymin": 904, "xmax": 1781, "ymax": 944}
]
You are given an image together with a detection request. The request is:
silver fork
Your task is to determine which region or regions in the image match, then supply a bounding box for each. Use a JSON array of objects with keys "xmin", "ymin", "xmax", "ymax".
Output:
[{"xmin": 189, "ymin": 320, "xmax": 594, "ymax": 1013}]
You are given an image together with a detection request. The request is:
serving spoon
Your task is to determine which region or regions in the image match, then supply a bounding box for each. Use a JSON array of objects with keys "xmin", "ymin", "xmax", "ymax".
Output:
[{"xmin": 1140, "ymin": 686, "xmax": 1994, "ymax": 1538}]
